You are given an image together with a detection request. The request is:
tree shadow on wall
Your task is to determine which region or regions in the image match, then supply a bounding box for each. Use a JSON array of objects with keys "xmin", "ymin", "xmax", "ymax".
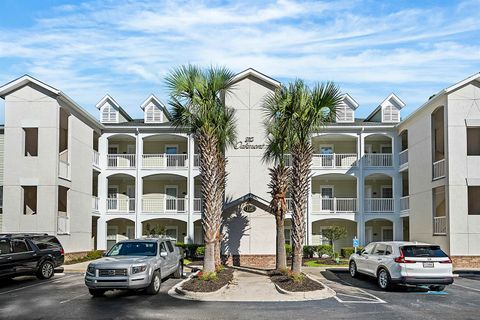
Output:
[{"xmin": 221, "ymin": 205, "xmax": 250, "ymax": 266}]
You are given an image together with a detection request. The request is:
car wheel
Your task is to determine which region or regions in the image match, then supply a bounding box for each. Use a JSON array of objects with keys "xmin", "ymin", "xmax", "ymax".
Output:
[
  {"xmin": 173, "ymin": 261, "xmax": 183, "ymax": 279},
  {"xmin": 377, "ymin": 268, "xmax": 392, "ymax": 290},
  {"xmin": 349, "ymin": 261, "xmax": 358, "ymax": 278},
  {"xmin": 89, "ymin": 289, "xmax": 106, "ymax": 297},
  {"xmin": 145, "ymin": 271, "xmax": 161, "ymax": 295},
  {"xmin": 429, "ymin": 285, "xmax": 446, "ymax": 292},
  {"xmin": 36, "ymin": 260, "xmax": 54, "ymax": 279}
]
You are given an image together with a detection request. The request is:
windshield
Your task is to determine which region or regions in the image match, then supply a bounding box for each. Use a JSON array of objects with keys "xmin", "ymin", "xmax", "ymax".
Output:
[
  {"xmin": 107, "ymin": 242, "xmax": 157, "ymax": 257},
  {"xmin": 401, "ymin": 245, "xmax": 448, "ymax": 257}
]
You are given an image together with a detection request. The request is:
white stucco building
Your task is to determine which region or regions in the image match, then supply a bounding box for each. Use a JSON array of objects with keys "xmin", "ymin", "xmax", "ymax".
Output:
[{"xmin": 0, "ymin": 69, "xmax": 479, "ymax": 267}]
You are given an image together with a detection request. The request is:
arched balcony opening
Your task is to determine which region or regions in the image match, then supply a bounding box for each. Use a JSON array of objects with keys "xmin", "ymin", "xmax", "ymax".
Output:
[
  {"xmin": 365, "ymin": 218, "xmax": 393, "ymax": 243},
  {"xmin": 312, "ymin": 174, "xmax": 357, "ymax": 213},
  {"xmin": 107, "ymin": 174, "xmax": 136, "ymax": 213},
  {"xmin": 142, "ymin": 134, "xmax": 188, "ymax": 169},
  {"xmin": 311, "ymin": 134, "xmax": 358, "ymax": 169},
  {"xmin": 364, "ymin": 134, "xmax": 393, "ymax": 167},
  {"xmin": 142, "ymin": 218, "xmax": 187, "ymax": 243},
  {"xmin": 107, "ymin": 134, "xmax": 136, "ymax": 169},
  {"xmin": 106, "ymin": 218, "xmax": 135, "ymax": 249},
  {"xmin": 311, "ymin": 219, "xmax": 357, "ymax": 253},
  {"xmin": 431, "ymin": 106, "xmax": 446, "ymax": 180},
  {"xmin": 364, "ymin": 173, "xmax": 393, "ymax": 212},
  {"xmin": 142, "ymin": 174, "xmax": 187, "ymax": 214}
]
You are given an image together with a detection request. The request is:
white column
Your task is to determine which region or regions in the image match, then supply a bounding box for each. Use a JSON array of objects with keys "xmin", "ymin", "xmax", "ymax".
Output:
[
  {"xmin": 393, "ymin": 216, "xmax": 403, "ymax": 241},
  {"xmin": 357, "ymin": 132, "xmax": 366, "ymax": 245},
  {"xmin": 97, "ymin": 216, "xmax": 107, "ymax": 250},
  {"xmin": 97, "ymin": 132, "xmax": 108, "ymax": 248},
  {"xmin": 135, "ymin": 133, "xmax": 143, "ymax": 238},
  {"xmin": 393, "ymin": 134, "xmax": 402, "ymax": 222},
  {"xmin": 186, "ymin": 134, "xmax": 195, "ymax": 244}
]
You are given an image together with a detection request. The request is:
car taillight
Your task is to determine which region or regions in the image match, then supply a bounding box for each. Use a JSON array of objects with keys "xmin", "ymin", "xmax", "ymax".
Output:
[
  {"xmin": 60, "ymin": 248, "xmax": 64, "ymax": 256},
  {"xmin": 439, "ymin": 257, "xmax": 452, "ymax": 264},
  {"xmin": 394, "ymin": 249, "xmax": 416, "ymax": 263}
]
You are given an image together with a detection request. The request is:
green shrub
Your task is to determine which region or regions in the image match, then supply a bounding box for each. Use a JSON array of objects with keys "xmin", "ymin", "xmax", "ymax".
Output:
[
  {"xmin": 341, "ymin": 246, "xmax": 363, "ymax": 258},
  {"xmin": 176, "ymin": 242, "xmax": 203, "ymax": 259},
  {"xmin": 303, "ymin": 245, "xmax": 316, "ymax": 258},
  {"xmin": 195, "ymin": 246, "xmax": 205, "ymax": 257},
  {"xmin": 198, "ymin": 271, "xmax": 217, "ymax": 281},
  {"xmin": 285, "ymin": 244, "xmax": 292, "ymax": 257},
  {"xmin": 316, "ymin": 244, "xmax": 334, "ymax": 257}
]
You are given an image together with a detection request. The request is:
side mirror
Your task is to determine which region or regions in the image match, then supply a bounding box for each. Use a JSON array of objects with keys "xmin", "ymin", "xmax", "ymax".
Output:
[
  {"xmin": 160, "ymin": 251, "xmax": 168, "ymax": 257},
  {"xmin": 102, "ymin": 252, "xmax": 107, "ymax": 257}
]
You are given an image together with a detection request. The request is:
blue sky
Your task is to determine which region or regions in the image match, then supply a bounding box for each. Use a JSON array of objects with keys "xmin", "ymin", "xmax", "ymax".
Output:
[{"xmin": 0, "ymin": 0, "xmax": 479, "ymax": 123}]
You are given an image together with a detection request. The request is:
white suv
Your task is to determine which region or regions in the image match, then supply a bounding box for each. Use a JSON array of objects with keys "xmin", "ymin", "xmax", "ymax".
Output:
[{"xmin": 349, "ymin": 241, "xmax": 454, "ymax": 291}]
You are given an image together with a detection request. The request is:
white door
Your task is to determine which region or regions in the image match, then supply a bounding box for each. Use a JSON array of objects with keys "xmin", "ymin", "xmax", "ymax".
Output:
[
  {"xmin": 165, "ymin": 145, "xmax": 179, "ymax": 167},
  {"xmin": 127, "ymin": 185, "xmax": 135, "ymax": 212},
  {"xmin": 108, "ymin": 145, "xmax": 119, "ymax": 167},
  {"xmin": 108, "ymin": 186, "xmax": 118, "ymax": 210},
  {"xmin": 165, "ymin": 186, "xmax": 178, "ymax": 211},
  {"xmin": 365, "ymin": 226, "xmax": 373, "ymax": 244},
  {"xmin": 381, "ymin": 227, "xmax": 393, "ymax": 241},
  {"xmin": 321, "ymin": 186, "xmax": 334, "ymax": 211},
  {"xmin": 320, "ymin": 145, "xmax": 334, "ymax": 167}
]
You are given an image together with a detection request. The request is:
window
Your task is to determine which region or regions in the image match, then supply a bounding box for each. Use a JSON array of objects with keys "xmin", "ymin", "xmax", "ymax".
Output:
[
  {"xmin": 31, "ymin": 236, "xmax": 62, "ymax": 250},
  {"xmin": 381, "ymin": 186, "xmax": 393, "ymax": 198},
  {"xmin": 401, "ymin": 245, "xmax": 447, "ymax": 258},
  {"xmin": 335, "ymin": 103, "xmax": 354, "ymax": 123},
  {"xmin": 159, "ymin": 242, "xmax": 167, "ymax": 254},
  {"xmin": 101, "ymin": 104, "xmax": 117, "ymax": 123},
  {"xmin": 145, "ymin": 105, "xmax": 163, "ymax": 123},
  {"xmin": 385, "ymin": 245, "xmax": 393, "ymax": 255},
  {"xmin": 382, "ymin": 105, "xmax": 400, "ymax": 122},
  {"xmin": 363, "ymin": 243, "xmax": 376, "ymax": 254},
  {"xmin": 11, "ymin": 239, "xmax": 31, "ymax": 253},
  {"xmin": 468, "ymin": 186, "xmax": 480, "ymax": 215},
  {"xmin": 0, "ymin": 239, "xmax": 10, "ymax": 255},
  {"xmin": 467, "ymin": 128, "xmax": 480, "ymax": 155},
  {"xmin": 166, "ymin": 241, "xmax": 174, "ymax": 253},
  {"xmin": 22, "ymin": 186, "xmax": 37, "ymax": 215},
  {"xmin": 23, "ymin": 128, "xmax": 38, "ymax": 156},
  {"xmin": 373, "ymin": 244, "xmax": 387, "ymax": 255},
  {"xmin": 165, "ymin": 146, "xmax": 178, "ymax": 154}
]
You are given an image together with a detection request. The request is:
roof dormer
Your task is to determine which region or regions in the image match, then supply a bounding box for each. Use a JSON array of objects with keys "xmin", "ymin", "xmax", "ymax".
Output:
[
  {"xmin": 380, "ymin": 93, "xmax": 405, "ymax": 123},
  {"xmin": 336, "ymin": 93, "xmax": 358, "ymax": 123},
  {"xmin": 96, "ymin": 94, "xmax": 132, "ymax": 124},
  {"xmin": 140, "ymin": 95, "xmax": 170, "ymax": 124}
]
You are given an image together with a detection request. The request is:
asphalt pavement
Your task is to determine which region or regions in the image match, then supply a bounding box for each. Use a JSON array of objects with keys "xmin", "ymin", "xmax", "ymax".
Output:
[{"xmin": 0, "ymin": 270, "xmax": 478, "ymax": 320}]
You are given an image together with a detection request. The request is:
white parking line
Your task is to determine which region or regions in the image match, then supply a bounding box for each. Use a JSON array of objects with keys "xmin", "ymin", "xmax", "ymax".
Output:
[
  {"xmin": 0, "ymin": 274, "xmax": 79, "ymax": 295},
  {"xmin": 452, "ymin": 283, "xmax": 480, "ymax": 293},
  {"xmin": 60, "ymin": 293, "xmax": 88, "ymax": 304}
]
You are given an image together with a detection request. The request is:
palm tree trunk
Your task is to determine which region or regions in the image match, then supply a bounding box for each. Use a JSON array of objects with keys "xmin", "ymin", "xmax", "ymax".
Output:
[
  {"xmin": 214, "ymin": 155, "xmax": 227, "ymax": 267},
  {"xmin": 276, "ymin": 216, "xmax": 287, "ymax": 270},
  {"xmin": 198, "ymin": 130, "xmax": 221, "ymax": 273},
  {"xmin": 290, "ymin": 142, "xmax": 313, "ymax": 274}
]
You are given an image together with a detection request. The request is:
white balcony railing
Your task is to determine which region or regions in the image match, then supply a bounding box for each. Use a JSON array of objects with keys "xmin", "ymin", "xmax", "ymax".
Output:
[
  {"xmin": 400, "ymin": 196, "xmax": 410, "ymax": 212},
  {"xmin": 399, "ymin": 149, "xmax": 408, "ymax": 167},
  {"xmin": 433, "ymin": 216, "xmax": 447, "ymax": 235},
  {"xmin": 433, "ymin": 159, "xmax": 446, "ymax": 180},
  {"xmin": 194, "ymin": 198, "xmax": 202, "ymax": 213},
  {"xmin": 92, "ymin": 196, "xmax": 99, "ymax": 212},
  {"xmin": 142, "ymin": 154, "xmax": 188, "ymax": 169},
  {"xmin": 142, "ymin": 197, "xmax": 186, "ymax": 213},
  {"xmin": 57, "ymin": 214, "xmax": 69, "ymax": 234},
  {"xmin": 312, "ymin": 197, "xmax": 357, "ymax": 213},
  {"xmin": 107, "ymin": 154, "xmax": 136, "ymax": 168},
  {"xmin": 194, "ymin": 155, "xmax": 200, "ymax": 167},
  {"xmin": 58, "ymin": 160, "xmax": 70, "ymax": 180},
  {"xmin": 364, "ymin": 153, "xmax": 393, "ymax": 167},
  {"xmin": 312, "ymin": 153, "xmax": 357, "ymax": 168},
  {"xmin": 364, "ymin": 198, "xmax": 394, "ymax": 212},
  {"xmin": 286, "ymin": 198, "xmax": 293, "ymax": 212},
  {"xmin": 93, "ymin": 150, "xmax": 100, "ymax": 167},
  {"xmin": 107, "ymin": 198, "xmax": 135, "ymax": 212}
]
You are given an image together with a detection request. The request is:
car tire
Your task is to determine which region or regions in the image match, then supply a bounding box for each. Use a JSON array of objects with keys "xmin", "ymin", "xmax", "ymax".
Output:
[
  {"xmin": 145, "ymin": 271, "xmax": 161, "ymax": 295},
  {"xmin": 173, "ymin": 261, "xmax": 183, "ymax": 279},
  {"xmin": 429, "ymin": 285, "xmax": 446, "ymax": 292},
  {"xmin": 377, "ymin": 268, "xmax": 392, "ymax": 291},
  {"xmin": 89, "ymin": 289, "xmax": 106, "ymax": 297},
  {"xmin": 36, "ymin": 260, "xmax": 54, "ymax": 279},
  {"xmin": 349, "ymin": 261, "xmax": 358, "ymax": 278}
]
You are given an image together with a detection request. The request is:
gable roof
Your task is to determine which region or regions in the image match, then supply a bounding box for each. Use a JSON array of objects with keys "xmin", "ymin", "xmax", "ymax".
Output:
[
  {"xmin": 95, "ymin": 94, "xmax": 133, "ymax": 121},
  {"xmin": 224, "ymin": 193, "xmax": 270, "ymax": 211},
  {"xmin": 341, "ymin": 93, "xmax": 359, "ymax": 110},
  {"xmin": 231, "ymin": 68, "xmax": 281, "ymax": 88},
  {"xmin": 140, "ymin": 94, "xmax": 172, "ymax": 121},
  {"xmin": 365, "ymin": 93, "xmax": 405, "ymax": 121}
]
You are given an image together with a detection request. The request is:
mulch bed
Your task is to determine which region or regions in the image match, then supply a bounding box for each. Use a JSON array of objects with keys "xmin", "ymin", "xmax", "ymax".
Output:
[
  {"xmin": 181, "ymin": 268, "xmax": 234, "ymax": 293},
  {"xmin": 269, "ymin": 271, "xmax": 324, "ymax": 292}
]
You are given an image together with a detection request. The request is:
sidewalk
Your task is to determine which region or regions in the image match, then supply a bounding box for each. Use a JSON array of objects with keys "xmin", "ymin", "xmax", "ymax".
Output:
[{"xmin": 63, "ymin": 261, "xmax": 91, "ymax": 273}]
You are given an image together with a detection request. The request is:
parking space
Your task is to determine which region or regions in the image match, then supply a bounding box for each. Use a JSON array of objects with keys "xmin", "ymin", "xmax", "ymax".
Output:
[{"xmin": 0, "ymin": 271, "xmax": 479, "ymax": 319}]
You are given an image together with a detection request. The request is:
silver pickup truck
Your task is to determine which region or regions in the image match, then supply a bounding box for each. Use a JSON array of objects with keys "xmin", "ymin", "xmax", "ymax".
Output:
[{"xmin": 85, "ymin": 237, "xmax": 183, "ymax": 296}]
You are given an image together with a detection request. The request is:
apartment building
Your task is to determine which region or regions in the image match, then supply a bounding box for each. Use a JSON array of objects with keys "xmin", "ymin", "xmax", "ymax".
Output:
[{"xmin": 0, "ymin": 69, "xmax": 478, "ymax": 267}]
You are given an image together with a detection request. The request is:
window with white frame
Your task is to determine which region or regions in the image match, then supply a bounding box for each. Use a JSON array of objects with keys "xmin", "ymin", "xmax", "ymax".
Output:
[
  {"xmin": 101, "ymin": 104, "xmax": 118, "ymax": 123},
  {"xmin": 144, "ymin": 105, "xmax": 163, "ymax": 123},
  {"xmin": 382, "ymin": 105, "xmax": 400, "ymax": 122},
  {"xmin": 335, "ymin": 103, "xmax": 354, "ymax": 122}
]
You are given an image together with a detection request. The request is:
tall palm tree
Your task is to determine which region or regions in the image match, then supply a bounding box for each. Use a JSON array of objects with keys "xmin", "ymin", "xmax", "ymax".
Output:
[
  {"xmin": 286, "ymin": 80, "xmax": 342, "ymax": 274},
  {"xmin": 166, "ymin": 65, "xmax": 237, "ymax": 273},
  {"xmin": 262, "ymin": 85, "xmax": 292, "ymax": 270}
]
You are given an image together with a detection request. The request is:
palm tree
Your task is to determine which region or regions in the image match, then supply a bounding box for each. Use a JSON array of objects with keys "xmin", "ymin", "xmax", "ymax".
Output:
[
  {"xmin": 166, "ymin": 65, "xmax": 237, "ymax": 273},
  {"xmin": 286, "ymin": 80, "xmax": 342, "ymax": 274},
  {"xmin": 262, "ymin": 85, "xmax": 292, "ymax": 270}
]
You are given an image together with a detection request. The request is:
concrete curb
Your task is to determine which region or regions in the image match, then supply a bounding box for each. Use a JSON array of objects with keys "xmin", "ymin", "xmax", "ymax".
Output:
[
  {"xmin": 170, "ymin": 270, "xmax": 232, "ymax": 300},
  {"xmin": 454, "ymin": 270, "xmax": 480, "ymax": 276},
  {"xmin": 272, "ymin": 274, "xmax": 336, "ymax": 300}
]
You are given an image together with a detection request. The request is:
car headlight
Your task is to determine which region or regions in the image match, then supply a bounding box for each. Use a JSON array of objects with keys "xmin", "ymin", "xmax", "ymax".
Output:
[
  {"xmin": 131, "ymin": 265, "xmax": 147, "ymax": 274},
  {"xmin": 87, "ymin": 265, "xmax": 96, "ymax": 275}
]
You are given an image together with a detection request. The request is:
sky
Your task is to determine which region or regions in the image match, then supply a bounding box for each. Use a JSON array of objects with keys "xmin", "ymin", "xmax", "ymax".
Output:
[{"xmin": 0, "ymin": 0, "xmax": 479, "ymax": 123}]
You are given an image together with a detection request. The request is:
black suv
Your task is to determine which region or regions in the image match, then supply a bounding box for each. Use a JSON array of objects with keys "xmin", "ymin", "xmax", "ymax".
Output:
[{"xmin": 0, "ymin": 234, "xmax": 64, "ymax": 280}]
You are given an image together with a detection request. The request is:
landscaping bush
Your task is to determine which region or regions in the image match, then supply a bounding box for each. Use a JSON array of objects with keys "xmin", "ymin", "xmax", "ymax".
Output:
[
  {"xmin": 285, "ymin": 244, "xmax": 292, "ymax": 257},
  {"xmin": 195, "ymin": 246, "xmax": 205, "ymax": 257},
  {"xmin": 341, "ymin": 246, "xmax": 363, "ymax": 258},
  {"xmin": 65, "ymin": 250, "xmax": 103, "ymax": 265},
  {"xmin": 316, "ymin": 244, "xmax": 334, "ymax": 257},
  {"xmin": 303, "ymin": 245, "xmax": 316, "ymax": 258},
  {"xmin": 176, "ymin": 242, "xmax": 203, "ymax": 259}
]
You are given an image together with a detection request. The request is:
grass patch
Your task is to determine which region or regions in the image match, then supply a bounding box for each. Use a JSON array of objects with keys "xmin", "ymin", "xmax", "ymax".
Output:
[
  {"xmin": 304, "ymin": 259, "xmax": 348, "ymax": 267},
  {"xmin": 184, "ymin": 259, "xmax": 192, "ymax": 266},
  {"xmin": 65, "ymin": 250, "xmax": 103, "ymax": 265}
]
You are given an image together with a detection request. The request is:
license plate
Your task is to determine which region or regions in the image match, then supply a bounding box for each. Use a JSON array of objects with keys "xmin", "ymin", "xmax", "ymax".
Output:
[{"xmin": 423, "ymin": 262, "xmax": 434, "ymax": 268}]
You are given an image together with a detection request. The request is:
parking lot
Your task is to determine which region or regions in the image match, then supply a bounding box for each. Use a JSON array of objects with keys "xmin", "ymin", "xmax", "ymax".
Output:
[{"xmin": 0, "ymin": 270, "xmax": 479, "ymax": 320}]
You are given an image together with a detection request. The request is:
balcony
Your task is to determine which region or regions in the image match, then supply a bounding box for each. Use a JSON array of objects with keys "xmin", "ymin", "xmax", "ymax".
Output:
[
  {"xmin": 107, "ymin": 154, "xmax": 136, "ymax": 169},
  {"xmin": 433, "ymin": 159, "xmax": 446, "ymax": 180},
  {"xmin": 312, "ymin": 196, "xmax": 357, "ymax": 213},
  {"xmin": 400, "ymin": 196, "xmax": 410, "ymax": 213},
  {"xmin": 433, "ymin": 216, "xmax": 447, "ymax": 235},
  {"xmin": 194, "ymin": 198, "xmax": 202, "ymax": 213},
  {"xmin": 92, "ymin": 196, "xmax": 99, "ymax": 212},
  {"xmin": 399, "ymin": 149, "xmax": 408, "ymax": 168},
  {"xmin": 107, "ymin": 198, "xmax": 135, "ymax": 213},
  {"xmin": 142, "ymin": 197, "xmax": 186, "ymax": 213},
  {"xmin": 312, "ymin": 153, "xmax": 357, "ymax": 169},
  {"xmin": 93, "ymin": 150, "xmax": 100, "ymax": 167},
  {"xmin": 364, "ymin": 198, "xmax": 394, "ymax": 212},
  {"xmin": 364, "ymin": 154, "xmax": 393, "ymax": 167},
  {"xmin": 142, "ymin": 154, "xmax": 188, "ymax": 169}
]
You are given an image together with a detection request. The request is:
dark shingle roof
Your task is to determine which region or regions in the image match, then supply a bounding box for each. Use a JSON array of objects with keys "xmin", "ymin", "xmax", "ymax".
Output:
[{"xmin": 104, "ymin": 119, "xmax": 173, "ymax": 127}]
